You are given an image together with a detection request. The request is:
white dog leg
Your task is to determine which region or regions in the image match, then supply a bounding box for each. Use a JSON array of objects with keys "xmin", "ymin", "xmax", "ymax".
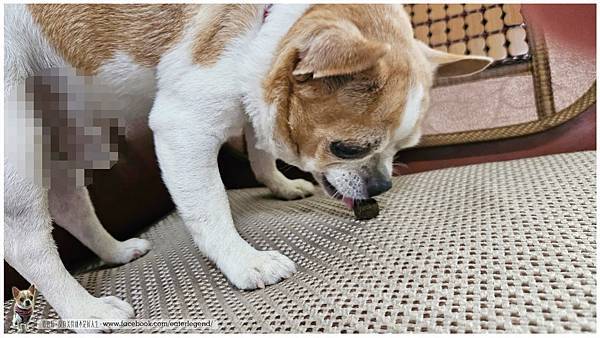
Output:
[
  {"xmin": 49, "ymin": 187, "xmax": 151, "ymax": 265},
  {"xmin": 150, "ymin": 100, "xmax": 296, "ymax": 290},
  {"xmin": 244, "ymin": 123, "xmax": 314, "ymax": 200},
  {"xmin": 4, "ymin": 165, "xmax": 134, "ymax": 332}
]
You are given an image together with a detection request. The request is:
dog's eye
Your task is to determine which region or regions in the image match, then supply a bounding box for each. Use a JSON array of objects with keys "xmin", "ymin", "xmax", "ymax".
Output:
[
  {"xmin": 19, "ymin": 297, "xmax": 24, "ymax": 302},
  {"xmin": 28, "ymin": 296, "xmax": 33, "ymax": 300},
  {"xmin": 330, "ymin": 141, "xmax": 372, "ymax": 159}
]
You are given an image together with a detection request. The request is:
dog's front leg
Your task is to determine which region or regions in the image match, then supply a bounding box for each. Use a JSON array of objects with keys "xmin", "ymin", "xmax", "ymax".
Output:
[
  {"xmin": 244, "ymin": 123, "xmax": 315, "ymax": 200},
  {"xmin": 150, "ymin": 99, "xmax": 296, "ymax": 290},
  {"xmin": 11, "ymin": 314, "xmax": 19, "ymax": 328},
  {"xmin": 4, "ymin": 164, "xmax": 134, "ymax": 332}
]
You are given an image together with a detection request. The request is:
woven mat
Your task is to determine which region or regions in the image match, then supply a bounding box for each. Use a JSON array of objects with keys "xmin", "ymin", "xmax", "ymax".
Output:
[{"xmin": 4, "ymin": 151, "xmax": 596, "ymax": 333}]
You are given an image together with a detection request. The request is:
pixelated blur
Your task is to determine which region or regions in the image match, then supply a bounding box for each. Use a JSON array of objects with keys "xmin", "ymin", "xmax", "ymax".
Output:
[{"xmin": 5, "ymin": 67, "xmax": 126, "ymax": 190}]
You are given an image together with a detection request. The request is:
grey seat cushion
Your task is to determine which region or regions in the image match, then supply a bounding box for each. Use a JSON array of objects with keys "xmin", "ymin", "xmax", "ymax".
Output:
[{"xmin": 4, "ymin": 151, "xmax": 596, "ymax": 333}]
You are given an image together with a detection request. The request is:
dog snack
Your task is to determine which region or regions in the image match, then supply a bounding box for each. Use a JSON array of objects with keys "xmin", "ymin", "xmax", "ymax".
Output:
[{"xmin": 353, "ymin": 198, "xmax": 380, "ymax": 220}]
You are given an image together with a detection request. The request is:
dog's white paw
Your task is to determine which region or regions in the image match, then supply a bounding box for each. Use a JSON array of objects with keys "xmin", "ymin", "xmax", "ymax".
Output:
[
  {"xmin": 222, "ymin": 250, "xmax": 296, "ymax": 290},
  {"xmin": 104, "ymin": 238, "xmax": 152, "ymax": 264},
  {"xmin": 64, "ymin": 296, "xmax": 134, "ymax": 333},
  {"xmin": 269, "ymin": 178, "xmax": 315, "ymax": 200}
]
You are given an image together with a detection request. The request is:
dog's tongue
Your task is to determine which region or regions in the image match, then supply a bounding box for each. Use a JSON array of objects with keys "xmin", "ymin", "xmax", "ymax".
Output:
[{"xmin": 342, "ymin": 197, "xmax": 354, "ymax": 209}]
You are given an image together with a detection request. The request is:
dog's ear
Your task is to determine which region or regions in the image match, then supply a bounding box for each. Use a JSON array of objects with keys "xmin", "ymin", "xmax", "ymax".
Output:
[
  {"xmin": 416, "ymin": 40, "xmax": 493, "ymax": 78},
  {"xmin": 28, "ymin": 284, "xmax": 36, "ymax": 295},
  {"xmin": 12, "ymin": 287, "xmax": 20, "ymax": 299},
  {"xmin": 293, "ymin": 21, "xmax": 390, "ymax": 80}
]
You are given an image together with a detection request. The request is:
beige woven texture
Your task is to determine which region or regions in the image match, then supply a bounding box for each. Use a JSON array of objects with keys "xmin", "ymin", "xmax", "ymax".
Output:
[{"xmin": 4, "ymin": 151, "xmax": 596, "ymax": 333}]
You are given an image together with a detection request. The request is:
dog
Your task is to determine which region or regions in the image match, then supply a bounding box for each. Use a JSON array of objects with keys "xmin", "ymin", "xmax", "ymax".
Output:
[
  {"xmin": 11, "ymin": 285, "xmax": 36, "ymax": 333},
  {"xmin": 4, "ymin": 4, "xmax": 492, "ymax": 330}
]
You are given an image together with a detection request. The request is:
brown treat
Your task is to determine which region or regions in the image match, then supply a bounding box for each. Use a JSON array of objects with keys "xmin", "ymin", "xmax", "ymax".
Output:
[{"xmin": 353, "ymin": 198, "xmax": 380, "ymax": 220}]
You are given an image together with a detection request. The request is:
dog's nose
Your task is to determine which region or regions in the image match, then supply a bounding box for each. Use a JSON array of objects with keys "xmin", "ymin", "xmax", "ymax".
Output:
[
  {"xmin": 24, "ymin": 300, "xmax": 30, "ymax": 306},
  {"xmin": 365, "ymin": 174, "xmax": 392, "ymax": 197}
]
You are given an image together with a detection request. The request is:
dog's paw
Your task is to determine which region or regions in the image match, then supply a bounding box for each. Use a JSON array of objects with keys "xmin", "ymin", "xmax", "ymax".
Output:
[
  {"xmin": 222, "ymin": 250, "xmax": 296, "ymax": 290},
  {"xmin": 65, "ymin": 296, "xmax": 134, "ymax": 333},
  {"xmin": 104, "ymin": 238, "xmax": 152, "ymax": 264},
  {"xmin": 269, "ymin": 178, "xmax": 315, "ymax": 200}
]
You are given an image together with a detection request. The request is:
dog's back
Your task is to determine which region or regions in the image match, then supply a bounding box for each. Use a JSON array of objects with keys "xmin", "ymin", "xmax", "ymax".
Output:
[
  {"xmin": 4, "ymin": 4, "xmax": 180, "ymax": 190},
  {"xmin": 26, "ymin": 4, "xmax": 190, "ymax": 74}
]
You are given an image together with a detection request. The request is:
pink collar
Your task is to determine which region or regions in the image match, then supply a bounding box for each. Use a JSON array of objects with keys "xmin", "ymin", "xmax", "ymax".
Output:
[
  {"xmin": 15, "ymin": 305, "xmax": 33, "ymax": 317},
  {"xmin": 263, "ymin": 4, "xmax": 273, "ymax": 22}
]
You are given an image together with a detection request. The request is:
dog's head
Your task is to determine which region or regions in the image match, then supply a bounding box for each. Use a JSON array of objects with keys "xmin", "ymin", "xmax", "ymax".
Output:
[
  {"xmin": 12, "ymin": 285, "xmax": 36, "ymax": 309},
  {"xmin": 262, "ymin": 5, "xmax": 492, "ymax": 207}
]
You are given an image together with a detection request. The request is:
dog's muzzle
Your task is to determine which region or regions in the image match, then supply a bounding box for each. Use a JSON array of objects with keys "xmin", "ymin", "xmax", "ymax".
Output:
[{"xmin": 317, "ymin": 165, "xmax": 392, "ymax": 210}]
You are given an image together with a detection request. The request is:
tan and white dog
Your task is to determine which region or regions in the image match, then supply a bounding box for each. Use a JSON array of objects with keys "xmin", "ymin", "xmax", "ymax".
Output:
[
  {"xmin": 11, "ymin": 285, "xmax": 36, "ymax": 333},
  {"xmin": 4, "ymin": 4, "xmax": 491, "ymax": 329}
]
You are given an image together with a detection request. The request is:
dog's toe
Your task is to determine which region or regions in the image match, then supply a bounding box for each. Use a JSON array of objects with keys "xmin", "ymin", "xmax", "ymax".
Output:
[
  {"xmin": 101, "ymin": 296, "xmax": 135, "ymax": 318},
  {"xmin": 64, "ymin": 296, "xmax": 135, "ymax": 333},
  {"xmin": 222, "ymin": 250, "xmax": 297, "ymax": 290},
  {"xmin": 103, "ymin": 238, "xmax": 152, "ymax": 264}
]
